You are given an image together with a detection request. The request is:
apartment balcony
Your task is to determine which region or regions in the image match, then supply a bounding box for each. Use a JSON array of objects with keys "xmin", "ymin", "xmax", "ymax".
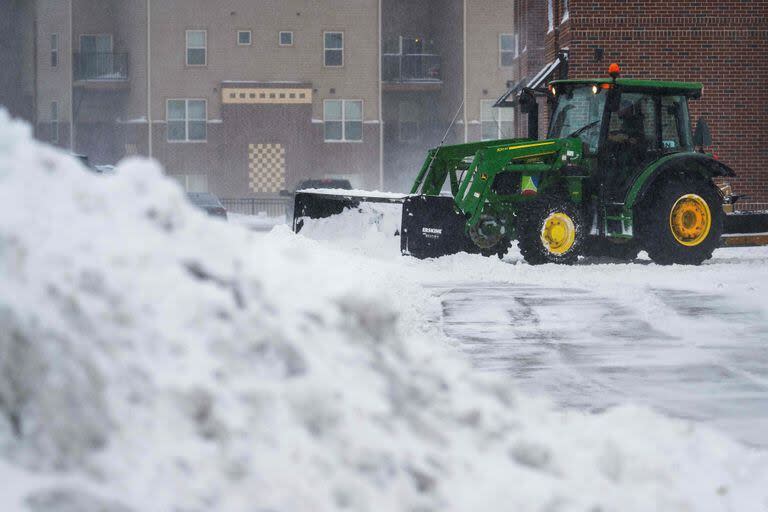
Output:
[
  {"xmin": 382, "ymin": 53, "xmax": 442, "ymax": 92},
  {"xmin": 73, "ymin": 52, "xmax": 130, "ymax": 91}
]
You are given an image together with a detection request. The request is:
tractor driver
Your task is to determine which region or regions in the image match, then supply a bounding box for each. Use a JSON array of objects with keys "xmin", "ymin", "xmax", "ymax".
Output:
[
  {"xmin": 608, "ymin": 99, "xmax": 648, "ymax": 150},
  {"xmin": 604, "ymin": 97, "xmax": 652, "ymax": 196}
]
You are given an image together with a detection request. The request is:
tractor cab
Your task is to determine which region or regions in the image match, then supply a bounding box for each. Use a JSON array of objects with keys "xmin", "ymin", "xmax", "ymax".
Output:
[{"xmin": 546, "ymin": 77, "xmax": 701, "ymax": 203}]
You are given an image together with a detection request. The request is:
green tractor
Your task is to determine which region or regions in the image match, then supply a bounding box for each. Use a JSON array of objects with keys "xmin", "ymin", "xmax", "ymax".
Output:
[{"xmin": 294, "ymin": 65, "xmax": 767, "ymax": 264}]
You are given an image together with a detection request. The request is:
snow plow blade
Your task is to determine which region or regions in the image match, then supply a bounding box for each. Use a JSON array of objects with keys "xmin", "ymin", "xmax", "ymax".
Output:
[
  {"xmin": 721, "ymin": 211, "xmax": 768, "ymax": 247},
  {"xmin": 292, "ymin": 189, "xmax": 406, "ymax": 233},
  {"xmin": 400, "ymin": 195, "xmax": 478, "ymax": 259}
]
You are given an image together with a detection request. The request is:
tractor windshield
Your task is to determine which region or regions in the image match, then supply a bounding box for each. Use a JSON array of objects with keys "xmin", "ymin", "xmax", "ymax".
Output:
[{"xmin": 547, "ymin": 84, "xmax": 607, "ymax": 154}]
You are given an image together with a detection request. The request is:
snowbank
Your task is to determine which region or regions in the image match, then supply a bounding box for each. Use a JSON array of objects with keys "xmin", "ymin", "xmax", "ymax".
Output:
[{"xmin": 0, "ymin": 108, "xmax": 767, "ymax": 512}]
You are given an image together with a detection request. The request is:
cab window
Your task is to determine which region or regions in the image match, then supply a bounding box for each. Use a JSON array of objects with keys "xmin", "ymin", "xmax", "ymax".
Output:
[
  {"xmin": 661, "ymin": 95, "xmax": 692, "ymax": 151},
  {"xmin": 607, "ymin": 93, "xmax": 658, "ymax": 150}
]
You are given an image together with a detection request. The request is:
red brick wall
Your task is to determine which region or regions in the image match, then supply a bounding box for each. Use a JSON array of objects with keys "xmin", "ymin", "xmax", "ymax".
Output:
[{"xmin": 550, "ymin": 0, "xmax": 768, "ymax": 202}]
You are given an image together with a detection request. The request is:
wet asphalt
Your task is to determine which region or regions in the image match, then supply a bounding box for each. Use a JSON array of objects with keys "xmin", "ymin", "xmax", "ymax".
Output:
[{"xmin": 431, "ymin": 282, "xmax": 768, "ymax": 448}]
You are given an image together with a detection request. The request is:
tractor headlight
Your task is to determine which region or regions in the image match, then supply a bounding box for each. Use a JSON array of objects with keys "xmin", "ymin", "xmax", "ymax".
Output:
[{"xmin": 592, "ymin": 85, "xmax": 598, "ymax": 94}]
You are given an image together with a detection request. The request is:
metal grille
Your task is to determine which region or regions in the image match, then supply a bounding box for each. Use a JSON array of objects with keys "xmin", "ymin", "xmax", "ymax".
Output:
[{"xmin": 221, "ymin": 197, "xmax": 289, "ymax": 217}]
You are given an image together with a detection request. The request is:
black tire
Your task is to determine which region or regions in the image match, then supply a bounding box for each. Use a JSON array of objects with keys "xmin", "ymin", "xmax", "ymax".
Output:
[
  {"xmin": 583, "ymin": 237, "xmax": 640, "ymax": 262},
  {"xmin": 480, "ymin": 239, "xmax": 511, "ymax": 259},
  {"xmin": 518, "ymin": 195, "xmax": 586, "ymax": 265},
  {"xmin": 636, "ymin": 177, "xmax": 723, "ymax": 265}
]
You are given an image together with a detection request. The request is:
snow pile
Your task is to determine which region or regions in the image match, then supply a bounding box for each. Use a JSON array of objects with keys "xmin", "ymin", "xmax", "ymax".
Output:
[
  {"xmin": 298, "ymin": 202, "xmax": 403, "ymax": 259},
  {"xmin": 0, "ymin": 108, "xmax": 767, "ymax": 512}
]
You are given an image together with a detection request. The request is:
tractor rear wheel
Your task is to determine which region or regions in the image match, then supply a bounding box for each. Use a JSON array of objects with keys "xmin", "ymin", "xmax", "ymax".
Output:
[
  {"xmin": 637, "ymin": 177, "xmax": 723, "ymax": 265},
  {"xmin": 518, "ymin": 196, "xmax": 586, "ymax": 265}
]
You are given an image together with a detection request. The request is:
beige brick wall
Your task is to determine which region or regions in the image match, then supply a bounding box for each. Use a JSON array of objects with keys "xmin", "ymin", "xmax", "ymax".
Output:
[
  {"xmin": 115, "ymin": 1, "xmax": 147, "ymax": 120},
  {"xmin": 149, "ymin": 0, "xmax": 380, "ymax": 122},
  {"xmin": 465, "ymin": 0, "xmax": 516, "ymax": 137},
  {"xmin": 36, "ymin": 0, "xmax": 72, "ymax": 135}
]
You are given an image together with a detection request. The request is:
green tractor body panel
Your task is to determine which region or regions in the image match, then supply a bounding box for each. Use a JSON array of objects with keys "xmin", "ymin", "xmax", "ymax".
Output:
[{"xmin": 624, "ymin": 151, "xmax": 736, "ymax": 214}]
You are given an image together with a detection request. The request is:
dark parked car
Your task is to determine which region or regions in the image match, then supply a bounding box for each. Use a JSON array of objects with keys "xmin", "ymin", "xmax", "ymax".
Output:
[
  {"xmin": 187, "ymin": 192, "xmax": 228, "ymax": 220},
  {"xmin": 281, "ymin": 178, "xmax": 353, "ymax": 223}
]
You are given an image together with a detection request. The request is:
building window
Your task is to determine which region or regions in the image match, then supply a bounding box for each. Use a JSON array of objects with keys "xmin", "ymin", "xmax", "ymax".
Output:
[
  {"xmin": 561, "ymin": 0, "xmax": 570, "ymax": 23},
  {"xmin": 186, "ymin": 30, "xmax": 207, "ymax": 66},
  {"xmin": 279, "ymin": 31, "xmax": 294, "ymax": 46},
  {"xmin": 547, "ymin": 0, "xmax": 554, "ymax": 33},
  {"xmin": 50, "ymin": 101, "xmax": 59, "ymax": 143},
  {"xmin": 324, "ymin": 99, "xmax": 362, "ymax": 142},
  {"xmin": 80, "ymin": 34, "xmax": 112, "ymax": 53},
  {"xmin": 51, "ymin": 34, "xmax": 58, "ymax": 67},
  {"xmin": 480, "ymin": 100, "xmax": 513, "ymax": 141},
  {"xmin": 324, "ymin": 31, "xmax": 343, "ymax": 67},
  {"xmin": 237, "ymin": 30, "xmax": 251, "ymax": 46},
  {"xmin": 499, "ymin": 34, "xmax": 516, "ymax": 67},
  {"xmin": 398, "ymin": 101, "xmax": 419, "ymax": 142},
  {"xmin": 167, "ymin": 99, "xmax": 207, "ymax": 142}
]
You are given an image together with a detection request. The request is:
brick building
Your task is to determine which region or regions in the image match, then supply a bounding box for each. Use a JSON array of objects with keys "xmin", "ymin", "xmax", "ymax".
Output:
[
  {"xmin": 511, "ymin": 0, "xmax": 768, "ymax": 203},
  {"xmin": 25, "ymin": 0, "xmax": 518, "ymax": 196}
]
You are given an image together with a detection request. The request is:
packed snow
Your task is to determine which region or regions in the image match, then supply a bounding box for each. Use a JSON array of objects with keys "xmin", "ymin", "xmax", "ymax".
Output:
[{"xmin": 1, "ymin": 108, "xmax": 768, "ymax": 512}]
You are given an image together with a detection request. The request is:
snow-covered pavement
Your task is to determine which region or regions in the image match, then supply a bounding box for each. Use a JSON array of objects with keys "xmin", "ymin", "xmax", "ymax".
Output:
[
  {"xmin": 432, "ymin": 262, "xmax": 768, "ymax": 448},
  {"xmin": 300, "ymin": 212, "xmax": 768, "ymax": 448}
]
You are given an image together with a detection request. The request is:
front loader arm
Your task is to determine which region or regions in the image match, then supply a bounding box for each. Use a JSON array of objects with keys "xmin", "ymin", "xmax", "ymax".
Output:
[
  {"xmin": 410, "ymin": 138, "xmax": 530, "ymax": 196},
  {"xmin": 456, "ymin": 139, "xmax": 574, "ymax": 228}
]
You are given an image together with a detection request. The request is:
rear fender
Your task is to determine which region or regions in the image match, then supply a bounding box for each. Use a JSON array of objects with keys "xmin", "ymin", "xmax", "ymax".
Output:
[{"xmin": 625, "ymin": 152, "xmax": 736, "ymax": 211}]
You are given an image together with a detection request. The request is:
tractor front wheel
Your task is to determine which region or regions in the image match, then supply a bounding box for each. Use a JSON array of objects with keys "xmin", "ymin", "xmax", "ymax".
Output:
[
  {"xmin": 637, "ymin": 178, "xmax": 723, "ymax": 265},
  {"xmin": 518, "ymin": 196, "xmax": 586, "ymax": 265}
]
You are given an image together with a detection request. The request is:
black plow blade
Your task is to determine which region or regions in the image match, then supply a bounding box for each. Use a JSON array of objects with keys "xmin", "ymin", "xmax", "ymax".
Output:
[
  {"xmin": 293, "ymin": 190, "xmax": 406, "ymax": 233},
  {"xmin": 400, "ymin": 195, "xmax": 479, "ymax": 258}
]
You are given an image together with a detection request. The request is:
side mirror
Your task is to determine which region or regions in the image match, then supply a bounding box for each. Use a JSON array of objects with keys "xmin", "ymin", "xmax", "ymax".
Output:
[
  {"xmin": 279, "ymin": 189, "xmax": 292, "ymax": 197},
  {"xmin": 693, "ymin": 118, "xmax": 712, "ymax": 147}
]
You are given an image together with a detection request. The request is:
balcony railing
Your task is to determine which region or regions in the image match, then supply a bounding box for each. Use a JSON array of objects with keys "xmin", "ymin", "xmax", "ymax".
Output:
[
  {"xmin": 73, "ymin": 52, "xmax": 129, "ymax": 81},
  {"xmin": 382, "ymin": 53, "xmax": 441, "ymax": 83}
]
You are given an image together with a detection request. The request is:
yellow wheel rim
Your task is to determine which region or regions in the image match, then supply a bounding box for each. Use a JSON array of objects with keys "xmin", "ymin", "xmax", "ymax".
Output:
[
  {"xmin": 541, "ymin": 212, "xmax": 576, "ymax": 255},
  {"xmin": 669, "ymin": 194, "xmax": 712, "ymax": 247}
]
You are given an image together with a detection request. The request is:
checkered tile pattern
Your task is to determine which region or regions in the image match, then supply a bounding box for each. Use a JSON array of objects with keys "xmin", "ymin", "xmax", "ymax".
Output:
[{"xmin": 248, "ymin": 143, "xmax": 286, "ymax": 193}]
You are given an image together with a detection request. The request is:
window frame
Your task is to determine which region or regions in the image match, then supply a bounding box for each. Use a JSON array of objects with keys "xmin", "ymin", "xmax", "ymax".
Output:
[
  {"xmin": 561, "ymin": 0, "xmax": 570, "ymax": 23},
  {"xmin": 279, "ymin": 31, "xmax": 294, "ymax": 47},
  {"xmin": 166, "ymin": 98, "xmax": 208, "ymax": 143},
  {"xmin": 323, "ymin": 99, "xmax": 363, "ymax": 143},
  {"xmin": 499, "ymin": 34, "xmax": 516, "ymax": 68},
  {"xmin": 323, "ymin": 31, "xmax": 344, "ymax": 68},
  {"xmin": 480, "ymin": 99, "xmax": 514, "ymax": 141},
  {"xmin": 237, "ymin": 30, "xmax": 252, "ymax": 46},
  {"xmin": 185, "ymin": 29, "xmax": 207, "ymax": 67},
  {"xmin": 51, "ymin": 33, "xmax": 59, "ymax": 68},
  {"xmin": 50, "ymin": 101, "xmax": 59, "ymax": 143}
]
